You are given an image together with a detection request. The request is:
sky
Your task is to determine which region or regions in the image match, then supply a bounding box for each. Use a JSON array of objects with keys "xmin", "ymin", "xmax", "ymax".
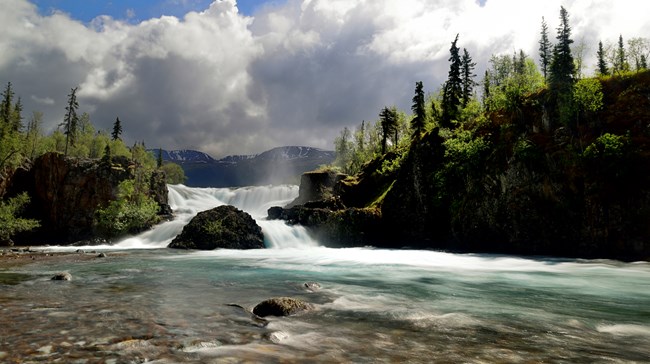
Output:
[{"xmin": 1, "ymin": 0, "xmax": 649, "ymax": 157}]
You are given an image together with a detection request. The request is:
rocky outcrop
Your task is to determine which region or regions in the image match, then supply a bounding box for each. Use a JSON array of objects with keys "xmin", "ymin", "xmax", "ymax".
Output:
[
  {"xmin": 6, "ymin": 152, "xmax": 171, "ymax": 244},
  {"xmin": 168, "ymin": 205, "xmax": 264, "ymax": 250},
  {"xmin": 252, "ymin": 297, "xmax": 314, "ymax": 317},
  {"xmin": 287, "ymin": 170, "xmax": 346, "ymax": 207}
]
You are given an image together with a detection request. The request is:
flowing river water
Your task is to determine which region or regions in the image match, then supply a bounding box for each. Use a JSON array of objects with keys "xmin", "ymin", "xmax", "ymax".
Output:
[{"xmin": 1, "ymin": 184, "xmax": 650, "ymax": 363}]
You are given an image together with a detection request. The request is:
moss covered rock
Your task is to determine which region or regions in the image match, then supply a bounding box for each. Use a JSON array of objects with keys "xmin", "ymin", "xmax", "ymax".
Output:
[{"xmin": 168, "ymin": 205, "xmax": 264, "ymax": 250}]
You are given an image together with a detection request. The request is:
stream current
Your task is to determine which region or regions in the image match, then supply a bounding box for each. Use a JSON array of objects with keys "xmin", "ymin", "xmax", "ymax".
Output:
[{"xmin": 1, "ymin": 184, "xmax": 649, "ymax": 363}]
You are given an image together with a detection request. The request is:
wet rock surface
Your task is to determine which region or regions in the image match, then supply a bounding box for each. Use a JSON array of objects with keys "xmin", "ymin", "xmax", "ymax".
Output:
[
  {"xmin": 252, "ymin": 297, "xmax": 314, "ymax": 317},
  {"xmin": 168, "ymin": 205, "xmax": 264, "ymax": 250}
]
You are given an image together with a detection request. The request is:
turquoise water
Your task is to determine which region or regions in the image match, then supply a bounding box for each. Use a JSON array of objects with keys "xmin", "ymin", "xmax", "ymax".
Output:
[{"xmin": 1, "ymin": 185, "xmax": 650, "ymax": 363}]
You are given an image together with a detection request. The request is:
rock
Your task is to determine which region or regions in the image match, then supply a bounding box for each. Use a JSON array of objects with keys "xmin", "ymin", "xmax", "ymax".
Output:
[
  {"xmin": 5, "ymin": 152, "xmax": 171, "ymax": 244},
  {"xmin": 287, "ymin": 170, "xmax": 346, "ymax": 207},
  {"xmin": 303, "ymin": 282, "xmax": 321, "ymax": 291},
  {"xmin": 252, "ymin": 297, "xmax": 314, "ymax": 317},
  {"xmin": 97, "ymin": 252, "xmax": 107, "ymax": 258},
  {"xmin": 51, "ymin": 272, "xmax": 72, "ymax": 281},
  {"xmin": 168, "ymin": 205, "xmax": 264, "ymax": 250}
]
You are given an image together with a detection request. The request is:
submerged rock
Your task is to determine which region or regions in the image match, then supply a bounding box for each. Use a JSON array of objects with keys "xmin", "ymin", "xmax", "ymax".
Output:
[
  {"xmin": 252, "ymin": 297, "xmax": 314, "ymax": 317},
  {"xmin": 303, "ymin": 282, "xmax": 321, "ymax": 291},
  {"xmin": 168, "ymin": 205, "xmax": 264, "ymax": 250},
  {"xmin": 51, "ymin": 272, "xmax": 72, "ymax": 281}
]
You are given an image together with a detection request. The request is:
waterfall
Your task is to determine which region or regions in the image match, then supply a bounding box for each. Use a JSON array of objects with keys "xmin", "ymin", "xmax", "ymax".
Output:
[{"xmin": 114, "ymin": 184, "xmax": 318, "ymax": 249}]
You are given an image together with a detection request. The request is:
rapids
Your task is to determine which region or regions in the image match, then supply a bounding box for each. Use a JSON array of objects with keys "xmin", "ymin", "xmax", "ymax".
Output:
[{"xmin": 1, "ymin": 184, "xmax": 649, "ymax": 363}]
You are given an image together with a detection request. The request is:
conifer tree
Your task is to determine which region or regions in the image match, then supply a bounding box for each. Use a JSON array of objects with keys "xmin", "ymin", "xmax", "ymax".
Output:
[
  {"xmin": 613, "ymin": 34, "xmax": 629, "ymax": 74},
  {"xmin": 62, "ymin": 87, "xmax": 79, "ymax": 156},
  {"xmin": 461, "ymin": 48, "xmax": 477, "ymax": 107},
  {"xmin": 549, "ymin": 6, "xmax": 574, "ymax": 91},
  {"xmin": 411, "ymin": 81, "xmax": 426, "ymax": 135},
  {"xmin": 379, "ymin": 106, "xmax": 398, "ymax": 154},
  {"xmin": 441, "ymin": 34, "xmax": 462, "ymax": 127},
  {"xmin": 12, "ymin": 97, "xmax": 23, "ymax": 132},
  {"xmin": 0, "ymin": 82, "xmax": 14, "ymax": 127},
  {"xmin": 539, "ymin": 17, "xmax": 552, "ymax": 81},
  {"xmin": 157, "ymin": 148, "xmax": 163, "ymax": 168},
  {"xmin": 482, "ymin": 70, "xmax": 491, "ymax": 110},
  {"xmin": 112, "ymin": 117, "xmax": 123, "ymax": 141},
  {"xmin": 641, "ymin": 55, "xmax": 648, "ymax": 70},
  {"xmin": 597, "ymin": 41, "xmax": 609, "ymax": 76}
]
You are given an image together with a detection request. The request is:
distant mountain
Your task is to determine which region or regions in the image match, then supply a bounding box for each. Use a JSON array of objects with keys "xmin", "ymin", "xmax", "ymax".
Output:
[{"xmin": 155, "ymin": 146, "xmax": 336, "ymax": 187}]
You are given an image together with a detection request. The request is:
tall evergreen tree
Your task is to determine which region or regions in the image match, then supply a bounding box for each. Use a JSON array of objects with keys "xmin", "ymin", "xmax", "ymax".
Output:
[
  {"xmin": 482, "ymin": 70, "xmax": 491, "ymax": 110},
  {"xmin": 549, "ymin": 6, "xmax": 575, "ymax": 91},
  {"xmin": 641, "ymin": 54, "xmax": 648, "ymax": 70},
  {"xmin": 539, "ymin": 17, "xmax": 552, "ymax": 81},
  {"xmin": 62, "ymin": 87, "xmax": 79, "ymax": 156},
  {"xmin": 597, "ymin": 41, "xmax": 609, "ymax": 76},
  {"xmin": 411, "ymin": 81, "xmax": 426, "ymax": 135},
  {"xmin": 12, "ymin": 97, "xmax": 23, "ymax": 132},
  {"xmin": 461, "ymin": 48, "xmax": 477, "ymax": 107},
  {"xmin": 379, "ymin": 106, "xmax": 398, "ymax": 154},
  {"xmin": 157, "ymin": 148, "xmax": 163, "ymax": 168},
  {"xmin": 0, "ymin": 82, "xmax": 14, "ymax": 127},
  {"xmin": 112, "ymin": 117, "xmax": 123, "ymax": 141},
  {"xmin": 613, "ymin": 34, "xmax": 628, "ymax": 74},
  {"xmin": 441, "ymin": 34, "xmax": 462, "ymax": 127}
]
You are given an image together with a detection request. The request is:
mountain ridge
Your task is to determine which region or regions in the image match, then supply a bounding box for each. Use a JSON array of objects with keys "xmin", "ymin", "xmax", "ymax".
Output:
[{"xmin": 153, "ymin": 146, "xmax": 336, "ymax": 187}]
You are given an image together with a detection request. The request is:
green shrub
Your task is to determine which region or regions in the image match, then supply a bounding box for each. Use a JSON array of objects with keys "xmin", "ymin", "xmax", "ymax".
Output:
[
  {"xmin": 95, "ymin": 180, "xmax": 160, "ymax": 237},
  {"xmin": 0, "ymin": 192, "xmax": 40, "ymax": 243}
]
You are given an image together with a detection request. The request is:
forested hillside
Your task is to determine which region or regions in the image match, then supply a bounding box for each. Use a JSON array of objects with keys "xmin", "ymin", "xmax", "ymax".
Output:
[{"xmin": 281, "ymin": 6, "xmax": 650, "ymax": 259}]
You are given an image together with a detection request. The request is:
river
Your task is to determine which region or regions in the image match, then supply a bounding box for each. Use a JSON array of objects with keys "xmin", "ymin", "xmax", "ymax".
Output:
[{"xmin": 1, "ymin": 184, "xmax": 649, "ymax": 363}]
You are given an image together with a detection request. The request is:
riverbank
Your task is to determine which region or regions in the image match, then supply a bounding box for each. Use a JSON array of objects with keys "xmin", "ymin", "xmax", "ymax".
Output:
[{"xmin": 0, "ymin": 247, "xmax": 119, "ymax": 270}]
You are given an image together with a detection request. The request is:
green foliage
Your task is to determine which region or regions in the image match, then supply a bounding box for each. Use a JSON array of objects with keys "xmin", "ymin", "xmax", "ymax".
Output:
[
  {"xmin": 161, "ymin": 162, "xmax": 187, "ymax": 184},
  {"xmin": 484, "ymin": 54, "xmax": 544, "ymax": 113},
  {"xmin": 573, "ymin": 78, "xmax": 604, "ymax": 113},
  {"xmin": 0, "ymin": 192, "xmax": 40, "ymax": 243},
  {"xmin": 95, "ymin": 179, "xmax": 160, "ymax": 237},
  {"xmin": 443, "ymin": 129, "xmax": 490, "ymax": 169},
  {"xmin": 583, "ymin": 133, "xmax": 627, "ymax": 160}
]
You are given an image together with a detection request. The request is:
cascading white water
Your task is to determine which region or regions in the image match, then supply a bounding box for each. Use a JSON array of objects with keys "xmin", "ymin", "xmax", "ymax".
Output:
[{"xmin": 114, "ymin": 184, "xmax": 318, "ymax": 249}]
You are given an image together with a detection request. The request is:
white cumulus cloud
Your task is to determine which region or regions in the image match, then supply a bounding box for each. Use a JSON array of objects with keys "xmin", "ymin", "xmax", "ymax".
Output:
[{"xmin": 0, "ymin": 0, "xmax": 648, "ymax": 157}]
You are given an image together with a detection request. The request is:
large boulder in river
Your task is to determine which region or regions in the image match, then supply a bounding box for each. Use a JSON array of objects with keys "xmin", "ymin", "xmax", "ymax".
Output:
[
  {"xmin": 168, "ymin": 205, "xmax": 264, "ymax": 250},
  {"xmin": 252, "ymin": 297, "xmax": 314, "ymax": 317}
]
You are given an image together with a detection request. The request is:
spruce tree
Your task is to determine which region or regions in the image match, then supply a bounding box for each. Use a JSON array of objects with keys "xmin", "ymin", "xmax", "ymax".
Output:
[
  {"xmin": 597, "ymin": 41, "xmax": 609, "ymax": 76},
  {"xmin": 12, "ymin": 97, "xmax": 23, "ymax": 132},
  {"xmin": 539, "ymin": 17, "xmax": 552, "ymax": 81},
  {"xmin": 0, "ymin": 82, "xmax": 14, "ymax": 127},
  {"xmin": 614, "ymin": 34, "xmax": 628, "ymax": 74},
  {"xmin": 641, "ymin": 54, "xmax": 648, "ymax": 70},
  {"xmin": 441, "ymin": 34, "xmax": 462, "ymax": 127},
  {"xmin": 62, "ymin": 87, "xmax": 79, "ymax": 156},
  {"xmin": 482, "ymin": 70, "xmax": 491, "ymax": 111},
  {"xmin": 549, "ymin": 6, "xmax": 574, "ymax": 91},
  {"xmin": 411, "ymin": 81, "xmax": 426, "ymax": 135},
  {"xmin": 157, "ymin": 148, "xmax": 163, "ymax": 168},
  {"xmin": 461, "ymin": 48, "xmax": 477, "ymax": 107},
  {"xmin": 112, "ymin": 117, "xmax": 123, "ymax": 141},
  {"xmin": 379, "ymin": 106, "xmax": 398, "ymax": 154}
]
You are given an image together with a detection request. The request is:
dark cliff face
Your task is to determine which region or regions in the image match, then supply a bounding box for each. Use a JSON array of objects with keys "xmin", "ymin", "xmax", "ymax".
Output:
[{"xmin": 7, "ymin": 152, "xmax": 170, "ymax": 244}]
